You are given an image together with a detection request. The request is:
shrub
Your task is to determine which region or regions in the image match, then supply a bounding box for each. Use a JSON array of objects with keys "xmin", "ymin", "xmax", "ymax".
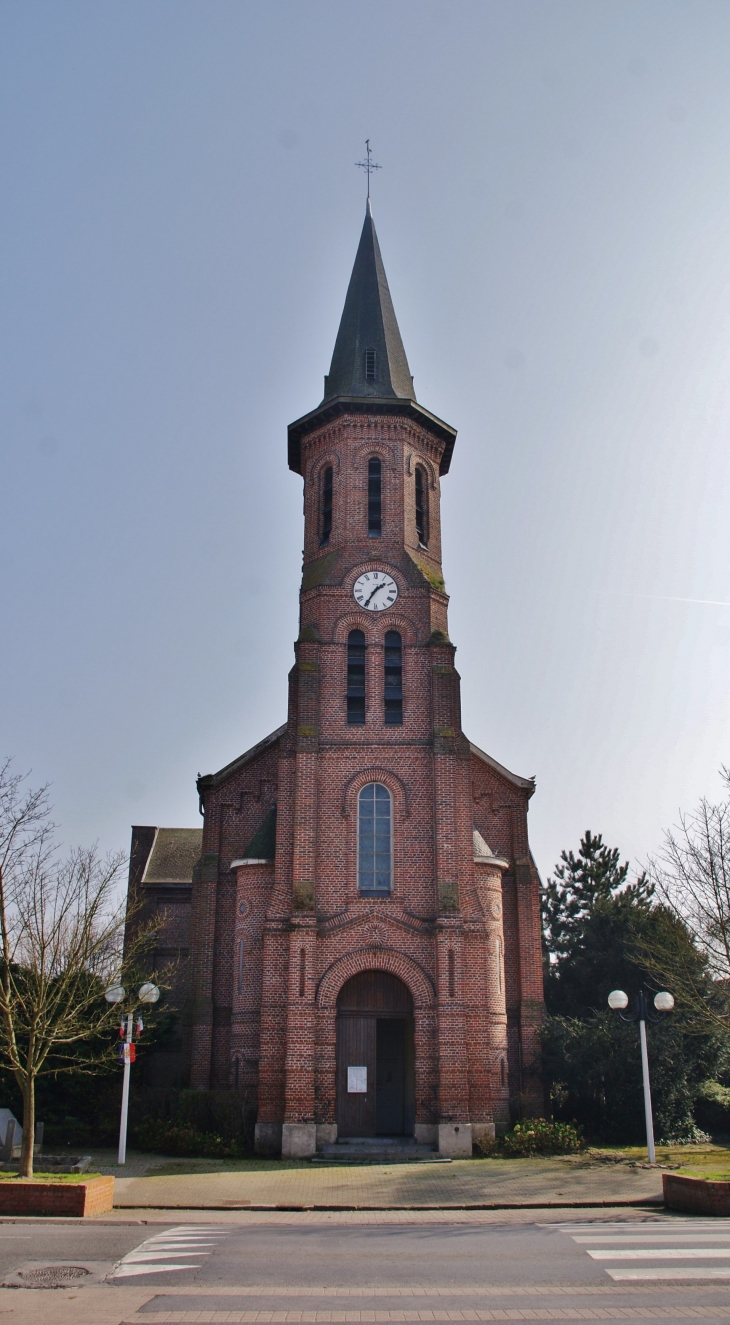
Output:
[
  {"xmin": 541, "ymin": 1013, "xmax": 717, "ymax": 1145},
  {"xmin": 694, "ymin": 1080, "xmax": 730, "ymax": 1137},
  {"xmin": 134, "ymin": 1116, "xmax": 244, "ymax": 1158},
  {"xmin": 500, "ymin": 1118, "xmax": 583, "ymax": 1156},
  {"xmin": 130, "ymin": 1086, "xmax": 255, "ymax": 1157}
]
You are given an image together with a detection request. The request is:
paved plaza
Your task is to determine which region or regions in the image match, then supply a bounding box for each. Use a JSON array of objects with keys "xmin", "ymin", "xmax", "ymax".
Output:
[{"xmin": 76, "ymin": 1150, "xmax": 666, "ymax": 1211}]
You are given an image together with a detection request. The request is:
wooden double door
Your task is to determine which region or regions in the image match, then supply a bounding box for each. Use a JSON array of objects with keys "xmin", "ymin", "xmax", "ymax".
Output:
[{"xmin": 336, "ymin": 972, "xmax": 415, "ymax": 1137}]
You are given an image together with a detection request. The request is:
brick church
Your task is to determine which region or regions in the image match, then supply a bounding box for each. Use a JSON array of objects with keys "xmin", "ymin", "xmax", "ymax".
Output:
[{"xmin": 127, "ymin": 201, "xmax": 545, "ymax": 1158}]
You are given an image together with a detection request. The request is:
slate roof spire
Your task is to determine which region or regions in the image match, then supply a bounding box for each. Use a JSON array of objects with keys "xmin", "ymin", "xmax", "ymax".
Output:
[{"xmin": 323, "ymin": 200, "xmax": 415, "ymax": 403}]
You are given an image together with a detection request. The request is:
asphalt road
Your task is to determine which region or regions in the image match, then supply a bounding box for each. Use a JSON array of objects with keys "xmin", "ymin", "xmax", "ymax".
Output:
[{"xmin": 3, "ymin": 1213, "xmax": 730, "ymax": 1320}]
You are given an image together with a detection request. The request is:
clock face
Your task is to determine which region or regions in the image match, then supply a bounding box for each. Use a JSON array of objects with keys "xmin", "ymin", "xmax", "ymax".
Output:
[{"xmin": 353, "ymin": 570, "xmax": 399, "ymax": 612}]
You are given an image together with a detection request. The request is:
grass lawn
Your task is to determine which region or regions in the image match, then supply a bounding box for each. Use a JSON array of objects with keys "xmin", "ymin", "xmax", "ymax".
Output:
[
  {"xmin": 0, "ymin": 1171, "xmax": 101, "ymax": 1182},
  {"xmin": 146, "ymin": 1157, "xmax": 330, "ymax": 1175},
  {"xmin": 593, "ymin": 1142, "xmax": 730, "ymax": 1179}
]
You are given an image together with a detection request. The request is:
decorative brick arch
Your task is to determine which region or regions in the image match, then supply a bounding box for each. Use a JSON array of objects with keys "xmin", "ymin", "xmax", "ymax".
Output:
[
  {"xmin": 308, "ymin": 449, "xmax": 342, "ymax": 483},
  {"xmin": 341, "ymin": 766, "xmax": 409, "ymax": 819},
  {"xmin": 405, "ymin": 451, "xmax": 438, "ymax": 490},
  {"xmin": 343, "ymin": 562, "xmax": 407, "ymax": 597},
  {"xmin": 352, "ymin": 439, "xmax": 397, "ymax": 471},
  {"xmin": 332, "ymin": 607, "xmax": 415, "ymax": 646},
  {"xmin": 367, "ymin": 612, "xmax": 417, "ymax": 645},
  {"xmin": 317, "ymin": 946, "xmax": 436, "ymax": 1011},
  {"xmin": 333, "ymin": 611, "xmax": 379, "ymax": 642}
]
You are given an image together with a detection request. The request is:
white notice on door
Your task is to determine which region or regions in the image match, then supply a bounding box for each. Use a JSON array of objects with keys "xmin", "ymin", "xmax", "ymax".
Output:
[{"xmin": 348, "ymin": 1065, "xmax": 367, "ymax": 1093}]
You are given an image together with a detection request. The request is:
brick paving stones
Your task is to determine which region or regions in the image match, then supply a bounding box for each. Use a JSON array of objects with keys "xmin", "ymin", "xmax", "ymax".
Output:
[{"xmin": 103, "ymin": 1156, "xmax": 663, "ymax": 1211}]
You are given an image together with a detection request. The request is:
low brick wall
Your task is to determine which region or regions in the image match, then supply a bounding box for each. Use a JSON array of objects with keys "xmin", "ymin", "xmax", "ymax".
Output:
[
  {"xmin": 0, "ymin": 1176, "xmax": 114, "ymax": 1217},
  {"xmin": 663, "ymin": 1172, "xmax": 730, "ymax": 1216}
]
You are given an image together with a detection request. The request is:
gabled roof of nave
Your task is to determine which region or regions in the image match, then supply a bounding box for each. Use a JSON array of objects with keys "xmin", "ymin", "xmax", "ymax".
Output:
[{"xmin": 197, "ymin": 724, "xmax": 534, "ymax": 799}]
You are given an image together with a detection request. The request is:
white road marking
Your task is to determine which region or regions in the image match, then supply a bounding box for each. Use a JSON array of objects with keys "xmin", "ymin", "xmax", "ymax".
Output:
[
  {"xmin": 122, "ymin": 1251, "xmax": 213, "ymax": 1261},
  {"xmin": 109, "ymin": 1223, "xmax": 228, "ymax": 1280},
  {"xmin": 574, "ymin": 1233, "xmax": 730, "ymax": 1242},
  {"xmin": 588, "ymin": 1247, "xmax": 730, "ymax": 1259},
  {"xmin": 143, "ymin": 1239, "xmax": 216, "ymax": 1244},
  {"xmin": 112, "ymin": 1263, "xmax": 205, "ymax": 1278},
  {"xmin": 607, "ymin": 1266, "xmax": 730, "ymax": 1280},
  {"xmin": 553, "ymin": 1221, "xmax": 730, "ymax": 1229},
  {"xmin": 553, "ymin": 1220, "xmax": 730, "ymax": 1281}
]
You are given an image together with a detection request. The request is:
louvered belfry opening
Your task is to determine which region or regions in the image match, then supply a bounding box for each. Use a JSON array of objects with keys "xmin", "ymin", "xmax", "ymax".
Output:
[
  {"xmin": 384, "ymin": 630, "xmax": 403, "ymax": 725},
  {"xmin": 415, "ymin": 465, "xmax": 428, "ymax": 546},
  {"xmin": 367, "ymin": 457, "xmax": 382, "ymax": 536},
  {"xmin": 346, "ymin": 629, "xmax": 366, "ymax": 725},
  {"xmin": 336, "ymin": 972, "xmax": 415, "ymax": 1137},
  {"xmin": 320, "ymin": 465, "xmax": 333, "ymax": 545}
]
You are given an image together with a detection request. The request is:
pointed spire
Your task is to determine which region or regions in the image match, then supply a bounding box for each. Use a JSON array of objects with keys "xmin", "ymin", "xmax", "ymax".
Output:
[{"xmin": 323, "ymin": 204, "xmax": 415, "ymax": 402}]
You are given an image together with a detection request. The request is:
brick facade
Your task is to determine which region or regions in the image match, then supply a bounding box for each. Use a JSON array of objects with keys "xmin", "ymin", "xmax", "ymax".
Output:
[{"xmin": 127, "ymin": 205, "xmax": 545, "ymax": 1151}]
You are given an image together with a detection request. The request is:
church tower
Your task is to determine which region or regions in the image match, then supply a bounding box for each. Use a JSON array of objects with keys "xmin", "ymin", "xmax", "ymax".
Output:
[{"xmin": 129, "ymin": 202, "xmax": 545, "ymax": 1156}]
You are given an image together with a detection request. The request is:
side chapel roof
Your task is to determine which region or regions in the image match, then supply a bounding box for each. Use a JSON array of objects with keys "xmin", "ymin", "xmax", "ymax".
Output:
[{"xmin": 141, "ymin": 827, "xmax": 203, "ymax": 884}]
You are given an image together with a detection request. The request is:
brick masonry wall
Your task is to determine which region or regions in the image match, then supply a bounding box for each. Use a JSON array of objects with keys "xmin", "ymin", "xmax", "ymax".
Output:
[
  {"xmin": 0, "ymin": 1176, "xmax": 114, "ymax": 1216},
  {"xmin": 180, "ymin": 405, "xmax": 545, "ymax": 1127}
]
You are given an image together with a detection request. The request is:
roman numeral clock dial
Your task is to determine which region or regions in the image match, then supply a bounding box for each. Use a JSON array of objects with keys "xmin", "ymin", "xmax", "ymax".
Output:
[{"xmin": 353, "ymin": 570, "xmax": 398, "ymax": 612}]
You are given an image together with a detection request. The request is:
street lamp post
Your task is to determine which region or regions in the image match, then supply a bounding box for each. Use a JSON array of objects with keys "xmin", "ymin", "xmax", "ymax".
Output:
[
  {"xmin": 105, "ymin": 982, "xmax": 160, "ymax": 1164},
  {"xmin": 607, "ymin": 987, "xmax": 675, "ymax": 1164}
]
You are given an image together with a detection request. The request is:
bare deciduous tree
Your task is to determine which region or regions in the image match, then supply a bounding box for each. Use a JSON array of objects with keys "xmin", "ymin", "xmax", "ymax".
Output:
[
  {"xmin": 0, "ymin": 760, "xmax": 155, "ymax": 1177},
  {"xmin": 645, "ymin": 767, "xmax": 730, "ymax": 1035}
]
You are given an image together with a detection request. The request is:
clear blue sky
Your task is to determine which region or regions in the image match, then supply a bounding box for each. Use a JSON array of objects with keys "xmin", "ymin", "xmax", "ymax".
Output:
[{"xmin": 2, "ymin": 0, "xmax": 730, "ymax": 883}]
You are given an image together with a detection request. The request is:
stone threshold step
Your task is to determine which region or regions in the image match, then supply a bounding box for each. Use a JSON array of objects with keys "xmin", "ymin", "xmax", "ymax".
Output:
[
  {"xmin": 310, "ymin": 1156, "xmax": 452, "ymax": 1164},
  {"xmin": 319, "ymin": 1138, "xmax": 435, "ymax": 1148}
]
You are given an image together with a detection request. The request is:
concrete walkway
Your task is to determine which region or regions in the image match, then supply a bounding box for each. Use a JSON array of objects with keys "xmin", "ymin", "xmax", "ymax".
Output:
[{"xmin": 84, "ymin": 1150, "xmax": 665, "ymax": 1210}]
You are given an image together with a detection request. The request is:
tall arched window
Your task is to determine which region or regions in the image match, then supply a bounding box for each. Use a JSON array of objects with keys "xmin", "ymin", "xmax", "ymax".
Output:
[
  {"xmin": 415, "ymin": 466, "xmax": 428, "ymax": 546},
  {"xmin": 347, "ymin": 629, "xmax": 366, "ymax": 725},
  {"xmin": 384, "ymin": 630, "xmax": 402, "ymax": 725},
  {"xmin": 358, "ymin": 783, "xmax": 392, "ymax": 894},
  {"xmin": 368, "ymin": 457, "xmax": 382, "ymax": 537},
  {"xmin": 320, "ymin": 465, "xmax": 333, "ymax": 545},
  {"xmin": 237, "ymin": 938, "xmax": 244, "ymax": 995}
]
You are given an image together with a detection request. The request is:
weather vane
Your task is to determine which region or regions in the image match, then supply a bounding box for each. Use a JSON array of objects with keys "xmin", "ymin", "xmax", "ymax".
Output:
[{"xmin": 355, "ymin": 139, "xmax": 381, "ymax": 200}]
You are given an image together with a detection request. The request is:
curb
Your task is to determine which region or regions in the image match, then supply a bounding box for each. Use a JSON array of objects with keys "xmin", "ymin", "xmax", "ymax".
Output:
[{"xmin": 109, "ymin": 1197, "xmax": 664, "ymax": 1212}]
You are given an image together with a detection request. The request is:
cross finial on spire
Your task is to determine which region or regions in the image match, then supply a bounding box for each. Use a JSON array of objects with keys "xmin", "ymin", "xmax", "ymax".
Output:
[{"xmin": 355, "ymin": 139, "xmax": 381, "ymax": 200}]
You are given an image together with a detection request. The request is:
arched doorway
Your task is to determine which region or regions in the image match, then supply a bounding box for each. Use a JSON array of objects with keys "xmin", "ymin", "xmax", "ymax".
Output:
[{"xmin": 336, "ymin": 971, "xmax": 415, "ymax": 1137}]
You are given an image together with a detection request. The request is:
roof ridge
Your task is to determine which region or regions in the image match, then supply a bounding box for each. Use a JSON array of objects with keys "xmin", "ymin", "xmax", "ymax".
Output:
[
  {"xmin": 197, "ymin": 722, "xmax": 287, "ymax": 790},
  {"xmin": 469, "ymin": 740, "xmax": 536, "ymax": 795}
]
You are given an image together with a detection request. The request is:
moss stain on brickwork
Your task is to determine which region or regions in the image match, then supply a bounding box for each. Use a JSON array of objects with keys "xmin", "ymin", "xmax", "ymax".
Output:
[{"xmin": 407, "ymin": 550, "xmax": 446, "ymax": 594}]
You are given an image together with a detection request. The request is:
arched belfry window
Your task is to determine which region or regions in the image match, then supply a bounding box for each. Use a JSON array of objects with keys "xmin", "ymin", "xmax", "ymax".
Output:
[
  {"xmin": 347, "ymin": 629, "xmax": 366, "ymax": 725},
  {"xmin": 358, "ymin": 783, "xmax": 392, "ymax": 894},
  {"xmin": 415, "ymin": 466, "xmax": 428, "ymax": 547},
  {"xmin": 368, "ymin": 457, "xmax": 382, "ymax": 537},
  {"xmin": 384, "ymin": 630, "xmax": 403, "ymax": 725},
  {"xmin": 320, "ymin": 466, "xmax": 333, "ymax": 545}
]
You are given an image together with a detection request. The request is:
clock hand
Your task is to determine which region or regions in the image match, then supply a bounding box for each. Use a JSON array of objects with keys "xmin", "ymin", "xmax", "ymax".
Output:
[{"xmin": 364, "ymin": 581, "xmax": 385, "ymax": 606}]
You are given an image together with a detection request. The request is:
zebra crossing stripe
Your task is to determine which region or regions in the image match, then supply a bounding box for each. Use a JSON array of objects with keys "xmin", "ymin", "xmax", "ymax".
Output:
[
  {"xmin": 557, "ymin": 1220, "xmax": 730, "ymax": 1281},
  {"xmin": 110, "ymin": 1224, "xmax": 228, "ymax": 1279}
]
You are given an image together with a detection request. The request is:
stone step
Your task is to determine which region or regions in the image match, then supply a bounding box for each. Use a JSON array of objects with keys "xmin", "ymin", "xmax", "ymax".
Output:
[{"xmin": 312, "ymin": 1136, "xmax": 447, "ymax": 1164}]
